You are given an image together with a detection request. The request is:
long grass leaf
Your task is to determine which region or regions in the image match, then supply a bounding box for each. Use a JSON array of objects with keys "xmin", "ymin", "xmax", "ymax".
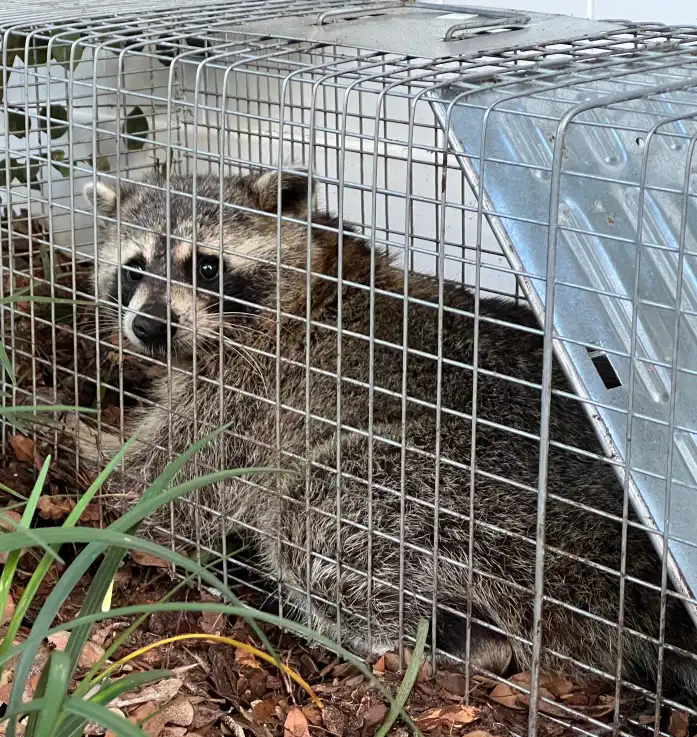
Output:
[
  {"xmin": 0, "ymin": 405, "xmax": 97, "ymax": 415},
  {"xmin": 5, "ymin": 468, "xmax": 260, "ymax": 731},
  {"xmin": 62, "ymin": 424, "xmax": 234, "ymax": 681},
  {"xmin": 55, "ymin": 669, "xmax": 171, "ymax": 737},
  {"xmin": 0, "ymin": 456, "xmax": 51, "ymax": 655},
  {"xmin": 25, "ymin": 650, "xmax": 70, "ymax": 737},
  {"xmin": 0, "ymin": 341, "xmax": 15, "ymax": 383},
  {"xmin": 375, "ymin": 618, "xmax": 429, "ymax": 737},
  {"xmin": 0, "ymin": 440, "xmax": 137, "ymax": 660},
  {"xmin": 64, "ymin": 699, "xmax": 146, "ymax": 737},
  {"xmin": 73, "ymin": 550, "xmax": 230, "ymax": 699},
  {"xmin": 0, "ymin": 598, "xmax": 422, "ymax": 737}
]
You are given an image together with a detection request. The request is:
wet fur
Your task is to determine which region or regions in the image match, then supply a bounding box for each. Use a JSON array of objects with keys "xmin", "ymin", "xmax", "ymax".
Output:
[{"xmin": 73, "ymin": 168, "xmax": 697, "ymax": 707}]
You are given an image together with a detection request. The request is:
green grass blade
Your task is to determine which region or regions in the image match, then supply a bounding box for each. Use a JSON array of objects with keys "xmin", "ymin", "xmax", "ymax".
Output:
[
  {"xmin": 4, "ymin": 468, "xmax": 257, "ymax": 730},
  {"xmin": 0, "ymin": 456, "xmax": 51, "ymax": 653},
  {"xmin": 375, "ymin": 618, "xmax": 429, "ymax": 737},
  {"xmin": 90, "ymin": 669, "xmax": 172, "ymax": 706},
  {"xmin": 63, "ymin": 466, "xmax": 267, "ymax": 685},
  {"xmin": 0, "ymin": 405, "xmax": 97, "ymax": 416},
  {"xmin": 73, "ymin": 550, "xmax": 230, "ymax": 699},
  {"xmin": 0, "ymin": 440, "xmax": 137, "ymax": 660},
  {"xmin": 0, "ymin": 295, "xmax": 90, "ymax": 307},
  {"xmin": 56, "ymin": 669, "xmax": 171, "ymax": 737},
  {"xmin": 66, "ymin": 437, "xmax": 136, "ymax": 527},
  {"xmin": 0, "ymin": 341, "xmax": 15, "ymax": 383},
  {"xmin": 0, "ymin": 482, "xmax": 27, "ymax": 501},
  {"xmin": 24, "ymin": 650, "xmax": 70, "ymax": 737},
  {"xmin": 64, "ymin": 699, "xmax": 146, "ymax": 737},
  {"xmin": 61, "ymin": 424, "xmax": 234, "ymax": 682},
  {"xmin": 0, "ymin": 698, "xmax": 46, "ymax": 724}
]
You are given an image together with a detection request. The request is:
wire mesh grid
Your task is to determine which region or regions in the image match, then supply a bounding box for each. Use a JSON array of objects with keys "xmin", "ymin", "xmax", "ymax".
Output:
[{"xmin": 3, "ymin": 4, "xmax": 697, "ymax": 736}]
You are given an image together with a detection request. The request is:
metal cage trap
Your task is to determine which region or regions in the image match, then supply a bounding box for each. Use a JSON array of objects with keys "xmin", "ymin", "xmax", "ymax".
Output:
[{"xmin": 3, "ymin": 0, "xmax": 697, "ymax": 732}]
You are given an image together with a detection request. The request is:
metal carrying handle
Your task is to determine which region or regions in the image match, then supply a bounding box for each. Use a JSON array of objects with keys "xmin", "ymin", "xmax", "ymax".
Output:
[
  {"xmin": 316, "ymin": 2, "xmax": 406, "ymax": 26},
  {"xmin": 444, "ymin": 13, "xmax": 531, "ymax": 40}
]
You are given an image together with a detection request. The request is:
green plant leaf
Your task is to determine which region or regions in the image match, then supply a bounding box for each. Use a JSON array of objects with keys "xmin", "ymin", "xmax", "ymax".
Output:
[
  {"xmin": 49, "ymin": 150, "xmax": 70, "ymax": 177},
  {"xmin": 50, "ymin": 33, "xmax": 86, "ymax": 71},
  {"xmin": 7, "ymin": 109, "xmax": 29, "ymax": 139},
  {"xmin": 123, "ymin": 106, "xmax": 148, "ymax": 151},
  {"xmin": 375, "ymin": 618, "xmax": 429, "ymax": 737},
  {"xmin": 27, "ymin": 36, "xmax": 50, "ymax": 68},
  {"xmin": 64, "ymin": 699, "xmax": 147, "ymax": 737},
  {"xmin": 0, "ymin": 341, "xmax": 15, "ymax": 383},
  {"xmin": 56, "ymin": 669, "xmax": 171, "ymax": 737},
  {"xmin": 0, "ymin": 440, "xmax": 136, "ymax": 662},
  {"xmin": 38, "ymin": 105, "xmax": 69, "ymax": 140},
  {"xmin": 0, "ymin": 455, "xmax": 51, "ymax": 646},
  {"xmin": 1, "ymin": 32, "xmax": 27, "ymax": 104},
  {"xmin": 25, "ymin": 650, "xmax": 70, "ymax": 737}
]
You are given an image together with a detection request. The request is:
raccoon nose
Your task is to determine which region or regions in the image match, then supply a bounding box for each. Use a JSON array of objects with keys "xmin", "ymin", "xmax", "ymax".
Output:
[{"xmin": 132, "ymin": 303, "xmax": 179, "ymax": 344}]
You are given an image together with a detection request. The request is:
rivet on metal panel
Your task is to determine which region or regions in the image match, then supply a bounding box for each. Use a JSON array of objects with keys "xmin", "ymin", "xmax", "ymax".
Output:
[
  {"xmin": 444, "ymin": 14, "xmax": 530, "ymax": 41},
  {"xmin": 315, "ymin": 3, "xmax": 403, "ymax": 26}
]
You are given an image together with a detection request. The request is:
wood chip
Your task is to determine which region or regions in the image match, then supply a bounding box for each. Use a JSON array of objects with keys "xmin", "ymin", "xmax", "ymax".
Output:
[
  {"xmin": 114, "ymin": 678, "xmax": 183, "ymax": 709},
  {"xmin": 414, "ymin": 705, "xmax": 479, "ymax": 731},
  {"xmin": 284, "ymin": 708, "xmax": 311, "ymax": 737},
  {"xmin": 321, "ymin": 704, "xmax": 346, "ymax": 737}
]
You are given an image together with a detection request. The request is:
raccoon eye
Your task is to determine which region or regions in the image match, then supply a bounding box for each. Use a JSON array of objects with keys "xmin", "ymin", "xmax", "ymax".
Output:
[
  {"xmin": 197, "ymin": 257, "xmax": 220, "ymax": 282},
  {"xmin": 123, "ymin": 259, "xmax": 144, "ymax": 282}
]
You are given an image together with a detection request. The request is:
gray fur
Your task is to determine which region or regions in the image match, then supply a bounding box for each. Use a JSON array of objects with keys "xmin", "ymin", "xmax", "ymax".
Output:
[{"xmin": 71, "ymin": 169, "xmax": 697, "ymax": 706}]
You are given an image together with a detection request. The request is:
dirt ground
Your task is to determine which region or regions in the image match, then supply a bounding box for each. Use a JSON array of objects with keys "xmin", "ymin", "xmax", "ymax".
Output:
[{"xmin": 0, "ymin": 214, "xmax": 680, "ymax": 737}]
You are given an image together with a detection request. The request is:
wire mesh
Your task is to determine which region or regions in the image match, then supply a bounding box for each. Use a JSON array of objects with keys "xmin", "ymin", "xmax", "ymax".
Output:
[{"xmin": 2, "ymin": 4, "xmax": 697, "ymax": 736}]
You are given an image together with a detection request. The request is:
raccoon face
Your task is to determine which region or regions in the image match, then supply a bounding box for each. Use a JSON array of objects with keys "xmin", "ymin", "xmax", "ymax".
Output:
[{"xmin": 84, "ymin": 167, "xmax": 314, "ymax": 358}]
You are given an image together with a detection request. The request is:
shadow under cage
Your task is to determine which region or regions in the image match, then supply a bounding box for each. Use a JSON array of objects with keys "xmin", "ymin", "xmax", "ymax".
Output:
[{"xmin": 2, "ymin": 1, "xmax": 697, "ymax": 735}]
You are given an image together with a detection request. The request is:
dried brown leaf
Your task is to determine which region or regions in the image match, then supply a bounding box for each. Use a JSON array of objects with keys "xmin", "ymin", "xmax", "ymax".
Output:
[
  {"xmin": 544, "ymin": 678, "xmax": 576, "ymax": 699},
  {"xmin": 251, "ymin": 699, "xmax": 281, "ymax": 725},
  {"xmin": 131, "ymin": 550, "xmax": 170, "ymax": 568},
  {"xmin": 669, "ymin": 709, "xmax": 690, "ymax": 737},
  {"xmin": 372, "ymin": 656, "xmax": 386, "ymax": 675},
  {"xmin": 200, "ymin": 609, "xmax": 226, "ymax": 636},
  {"xmin": 519, "ymin": 686, "xmax": 567, "ymax": 717},
  {"xmin": 284, "ymin": 707, "xmax": 311, "ymax": 737},
  {"xmin": 301, "ymin": 705, "xmax": 324, "ymax": 727},
  {"xmin": 37, "ymin": 495, "xmax": 75, "ymax": 521},
  {"xmin": 488, "ymin": 682, "xmax": 521, "ymax": 710},
  {"xmin": 8, "ymin": 434, "xmax": 36, "ymax": 466},
  {"xmin": 414, "ymin": 705, "xmax": 479, "ymax": 731},
  {"xmin": 235, "ymin": 646, "xmax": 260, "ymax": 669},
  {"xmin": 464, "ymin": 731, "xmax": 497, "ymax": 737},
  {"xmin": 360, "ymin": 702, "xmax": 387, "ymax": 730},
  {"xmin": 435, "ymin": 671, "xmax": 468, "ymax": 697},
  {"xmin": 0, "ymin": 510, "xmax": 21, "ymax": 532},
  {"xmin": 48, "ymin": 631, "xmax": 105, "ymax": 669},
  {"xmin": 130, "ymin": 701, "xmax": 170, "ymax": 737}
]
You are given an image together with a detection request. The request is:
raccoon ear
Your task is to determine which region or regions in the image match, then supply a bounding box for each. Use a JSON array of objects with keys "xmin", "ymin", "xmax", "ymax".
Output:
[
  {"xmin": 83, "ymin": 179, "xmax": 118, "ymax": 217},
  {"xmin": 250, "ymin": 165, "xmax": 316, "ymax": 215}
]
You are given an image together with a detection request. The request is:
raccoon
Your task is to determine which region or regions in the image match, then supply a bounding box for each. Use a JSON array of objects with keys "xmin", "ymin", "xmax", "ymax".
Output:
[{"xmin": 70, "ymin": 166, "xmax": 697, "ymax": 707}]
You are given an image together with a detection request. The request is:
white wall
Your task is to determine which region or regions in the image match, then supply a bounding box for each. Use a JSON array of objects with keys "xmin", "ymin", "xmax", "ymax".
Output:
[{"xmin": 429, "ymin": 0, "xmax": 697, "ymax": 25}]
